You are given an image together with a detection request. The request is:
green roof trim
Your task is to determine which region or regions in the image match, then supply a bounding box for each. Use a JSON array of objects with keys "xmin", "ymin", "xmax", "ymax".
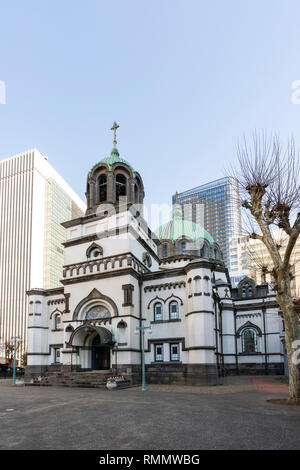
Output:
[
  {"xmin": 155, "ymin": 218, "xmax": 214, "ymax": 245},
  {"xmin": 155, "ymin": 203, "xmax": 214, "ymax": 244},
  {"xmin": 89, "ymin": 144, "xmax": 135, "ymax": 177}
]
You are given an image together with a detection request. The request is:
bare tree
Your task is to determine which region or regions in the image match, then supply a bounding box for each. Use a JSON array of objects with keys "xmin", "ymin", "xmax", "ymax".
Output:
[
  {"xmin": 242, "ymin": 229, "xmax": 299, "ymax": 294},
  {"xmin": 5, "ymin": 341, "xmax": 15, "ymax": 367},
  {"xmin": 5, "ymin": 340, "xmax": 22, "ymax": 367},
  {"xmin": 232, "ymin": 131, "xmax": 300, "ymax": 404}
]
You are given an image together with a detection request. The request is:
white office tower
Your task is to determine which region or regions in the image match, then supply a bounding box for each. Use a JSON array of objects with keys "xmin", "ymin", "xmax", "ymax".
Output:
[{"xmin": 0, "ymin": 149, "xmax": 85, "ymax": 363}]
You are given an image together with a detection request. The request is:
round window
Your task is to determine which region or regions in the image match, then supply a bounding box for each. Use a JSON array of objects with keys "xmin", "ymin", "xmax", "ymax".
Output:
[{"xmin": 90, "ymin": 248, "xmax": 100, "ymax": 258}]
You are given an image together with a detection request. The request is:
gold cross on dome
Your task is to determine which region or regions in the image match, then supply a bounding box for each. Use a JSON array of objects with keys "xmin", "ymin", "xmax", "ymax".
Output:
[{"xmin": 111, "ymin": 121, "xmax": 119, "ymax": 144}]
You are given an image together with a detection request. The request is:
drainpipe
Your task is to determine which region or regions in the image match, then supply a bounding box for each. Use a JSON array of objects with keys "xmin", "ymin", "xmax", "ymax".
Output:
[
  {"xmin": 262, "ymin": 301, "xmax": 268, "ymax": 375},
  {"xmin": 213, "ymin": 293, "xmax": 220, "ymax": 376},
  {"xmin": 234, "ymin": 307, "xmax": 239, "ymax": 375},
  {"xmin": 219, "ymin": 302, "xmax": 224, "ymax": 375},
  {"xmin": 139, "ymin": 279, "xmax": 143, "ymax": 381}
]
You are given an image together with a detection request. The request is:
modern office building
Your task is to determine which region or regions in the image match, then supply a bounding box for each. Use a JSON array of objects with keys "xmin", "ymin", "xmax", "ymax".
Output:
[
  {"xmin": 229, "ymin": 231, "xmax": 300, "ymax": 295},
  {"xmin": 173, "ymin": 177, "xmax": 242, "ymax": 266},
  {"xmin": 0, "ymin": 149, "xmax": 85, "ymax": 363}
]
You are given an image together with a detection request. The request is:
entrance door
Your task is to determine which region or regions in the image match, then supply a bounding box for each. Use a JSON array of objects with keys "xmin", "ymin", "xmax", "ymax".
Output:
[{"xmin": 91, "ymin": 335, "xmax": 111, "ymax": 370}]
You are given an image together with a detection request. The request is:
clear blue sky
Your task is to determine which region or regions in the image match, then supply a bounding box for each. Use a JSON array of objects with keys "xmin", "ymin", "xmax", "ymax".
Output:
[{"xmin": 1, "ymin": 0, "xmax": 300, "ymax": 208}]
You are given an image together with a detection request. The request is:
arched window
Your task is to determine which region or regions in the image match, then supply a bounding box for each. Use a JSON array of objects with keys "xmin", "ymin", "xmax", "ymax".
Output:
[
  {"xmin": 86, "ymin": 183, "xmax": 90, "ymax": 206},
  {"xmin": 54, "ymin": 314, "xmax": 61, "ymax": 330},
  {"xmin": 204, "ymin": 276, "xmax": 210, "ymax": 293},
  {"xmin": 169, "ymin": 301, "xmax": 179, "ymax": 320},
  {"xmin": 194, "ymin": 277, "xmax": 201, "ymax": 294},
  {"xmin": 200, "ymin": 242, "xmax": 209, "ymax": 258},
  {"xmin": 116, "ymin": 174, "xmax": 127, "ymax": 200},
  {"xmin": 181, "ymin": 241, "xmax": 186, "ymax": 254},
  {"xmin": 134, "ymin": 184, "xmax": 139, "ymax": 203},
  {"xmin": 242, "ymin": 328, "xmax": 258, "ymax": 353},
  {"xmin": 162, "ymin": 244, "xmax": 168, "ymax": 258},
  {"xmin": 117, "ymin": 320, "xmax": 127, "ymax": 344},
  {"xmin": 99, "ymin": 174, "xmax": 107, "ymax": 202},
  {"xmin": 188, "ymin": 279, "xmax": 192, "ymax": 296},
  {"xmin": 154, "ymin": 302, "xmax": 163, "ymax": 322}
]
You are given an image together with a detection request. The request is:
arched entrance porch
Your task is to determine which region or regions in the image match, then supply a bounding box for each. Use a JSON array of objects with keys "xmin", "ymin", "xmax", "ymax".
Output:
[{"xmin": 67, "ymin": 322, "xmax": 115, "ymax": 371}]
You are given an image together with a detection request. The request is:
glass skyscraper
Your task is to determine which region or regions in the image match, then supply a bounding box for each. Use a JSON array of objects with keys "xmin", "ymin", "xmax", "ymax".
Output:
[
  {"xmin": 43, "ymin": 179, "xmax": 84, "ymax": 289},
  {"xmin": 173, "ymin": 177, "xmax": 242, "ymax": 266}
]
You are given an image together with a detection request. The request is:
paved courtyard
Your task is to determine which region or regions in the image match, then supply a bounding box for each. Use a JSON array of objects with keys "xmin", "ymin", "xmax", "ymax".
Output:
[{"xmin": 0, "ymin": 376, "xmax": 299, "ymax": 450}]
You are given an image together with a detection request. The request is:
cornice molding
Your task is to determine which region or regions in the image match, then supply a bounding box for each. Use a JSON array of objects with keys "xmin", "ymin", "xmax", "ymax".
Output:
[{"xmin": 61, "ymin": 267, "xmax": 142, "ymax": 285}]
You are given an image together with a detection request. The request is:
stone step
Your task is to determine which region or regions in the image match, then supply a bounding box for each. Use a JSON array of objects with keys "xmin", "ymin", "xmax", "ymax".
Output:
[
  {"xmin": 49, "ymin": 373, "xmax": 111, "ymax": 379},
  {"xmin": 49, "ymin": 378, "xmax": 132, "ymax": 389},
  {"xmin": 53, "ymin": 378, "xmax": 108, "ymax": 383},
  {"xmin": 46, "ymin": 370, "xmax": 132, "ymax": 389}
]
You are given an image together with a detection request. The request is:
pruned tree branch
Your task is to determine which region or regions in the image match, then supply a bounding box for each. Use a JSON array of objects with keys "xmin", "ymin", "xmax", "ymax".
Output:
[{"xmin": 228, "ymin": 130, "xmax": 300, "ymax": 401}]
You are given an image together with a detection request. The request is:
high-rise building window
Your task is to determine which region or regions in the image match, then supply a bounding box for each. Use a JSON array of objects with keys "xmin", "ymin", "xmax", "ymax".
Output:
[{"xmin": 173, "ymin": 178, "xmax": 242, "ymax": 268}]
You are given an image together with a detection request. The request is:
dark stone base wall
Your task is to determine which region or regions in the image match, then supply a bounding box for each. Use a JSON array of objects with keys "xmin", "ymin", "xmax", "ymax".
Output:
[
  {"xmin": 112, "ymin": 364, "xmax": 141, "ymax": 385},
  {"xmin": 113, "ymin": 363, "xmax": 220, "ymax": 385},
  {"xmin": 26, "ymin": 361, "xmax": 284, "ymax": 384},
  {"xmin": 25, "ymin": 365, "xmax": 49, "ymax": 380},
  {"xmin": 224, "ymin": 362, "xmax": 284, "ymax": 376},
  {"xmin": 25, "ymin": 363, "xmax": 83, "ymax": 380},
  {"xmin": 145, "ymin": 363, "xmax": 220, "ymax": 386}
]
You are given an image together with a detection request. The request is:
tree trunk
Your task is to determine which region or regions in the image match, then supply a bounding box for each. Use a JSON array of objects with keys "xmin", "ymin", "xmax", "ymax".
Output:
[{"xmin": 277, "ymin": 291, "xmax": 300, "ymax": 404}]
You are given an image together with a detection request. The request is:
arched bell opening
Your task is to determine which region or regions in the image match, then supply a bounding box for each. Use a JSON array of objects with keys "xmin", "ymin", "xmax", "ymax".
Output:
[
  {"xmin": 98, "ymin": 174, "xmax": 107, "ymax": 203},
  {"xmin": 115, "ymin": 173, "xmax": 127, "ymax": 201},
  {"xmin": 85, "ymin": 130, "xmax": 145, "ymax": 212}
]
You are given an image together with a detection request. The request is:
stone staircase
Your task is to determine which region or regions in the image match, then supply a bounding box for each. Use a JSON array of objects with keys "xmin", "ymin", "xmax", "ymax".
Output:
[{"xmin": 47, "ymin": 370, "xmax": 132, "ymax": 389}]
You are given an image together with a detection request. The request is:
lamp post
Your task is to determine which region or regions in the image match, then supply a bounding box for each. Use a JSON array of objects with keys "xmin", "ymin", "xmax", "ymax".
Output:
[
  {"xmin": 135, "ymin": 325, "xmax": 151, "ymax": 391},
  {"xmin": 11, "ymin": 336, "xmax": 21, "ymax": 386}
]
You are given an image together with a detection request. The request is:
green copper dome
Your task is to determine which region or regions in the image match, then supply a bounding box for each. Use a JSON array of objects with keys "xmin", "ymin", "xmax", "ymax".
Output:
[
  {"xmin": 89, "ymin": 144, "xmax": 135, "ymax": 176},
  {"xmin": 155, "ymin": 204, "xmax": 214, "ymax": 244}
]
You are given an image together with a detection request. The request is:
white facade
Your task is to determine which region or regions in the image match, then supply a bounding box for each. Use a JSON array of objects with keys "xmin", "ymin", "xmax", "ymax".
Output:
[
  {"xmin": 26, "ymin": 142, "xmax": 284, "ymax": 383},
  {"xmin": 0, "ymin": 149, "xmax": 85, "ymax": 362},
  {"xmin": 26, "ymin": 207, "xmax": 284, "ymax": 383}
]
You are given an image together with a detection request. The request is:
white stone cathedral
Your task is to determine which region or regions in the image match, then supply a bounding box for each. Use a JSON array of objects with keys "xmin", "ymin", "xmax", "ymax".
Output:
[{"xmin": 26, "ymin": 128, "xmax": 284, "ymax": 384}]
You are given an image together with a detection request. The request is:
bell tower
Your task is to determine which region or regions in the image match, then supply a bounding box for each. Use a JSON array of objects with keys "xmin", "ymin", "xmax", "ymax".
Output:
[{"xmin": 85, "ymin": 122, "xmax": 145, "ymax": 215}]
